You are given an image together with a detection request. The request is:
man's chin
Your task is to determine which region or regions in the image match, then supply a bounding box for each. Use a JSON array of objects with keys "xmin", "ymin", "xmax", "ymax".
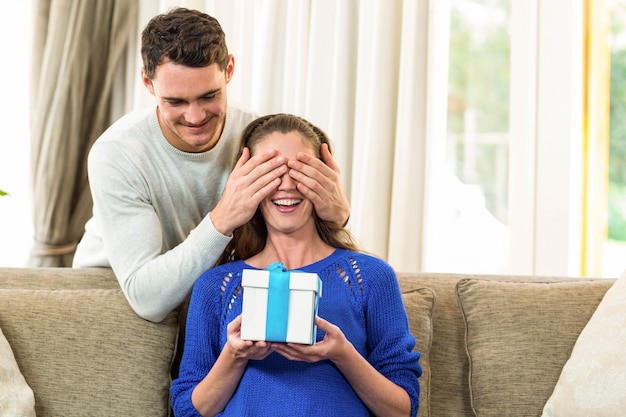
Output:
[
  {"xmin": 179, "ymin": 118, "xmax": 224, "ymax": 151},
  {"xmin": 183, "ymin": 134, "xmax": 220, "ymax": 152}
]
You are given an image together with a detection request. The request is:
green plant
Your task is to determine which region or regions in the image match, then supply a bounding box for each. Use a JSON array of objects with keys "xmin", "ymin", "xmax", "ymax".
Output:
[
  {"xmin": 608, "ymin": 183, "xmax": 626, "ymax": 241},
  {"xmin": 0, "ymin": 189, "xmax": 7, "ymax": 196}
]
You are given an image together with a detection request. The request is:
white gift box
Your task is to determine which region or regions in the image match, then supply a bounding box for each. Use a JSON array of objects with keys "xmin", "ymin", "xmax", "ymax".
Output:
[{"xmin": 240, "ymin": 264, "xmax": 322, "ymax": 345}]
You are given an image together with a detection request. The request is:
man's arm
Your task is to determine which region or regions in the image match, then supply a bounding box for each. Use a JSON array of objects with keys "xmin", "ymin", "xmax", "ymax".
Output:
[
  {"xmin": 86, "ymin": 145, "xmax": 286, "ymax": 322},
  {"xmin": 87, "ymin": 148, "xmax": 231, "ymax": 322}
]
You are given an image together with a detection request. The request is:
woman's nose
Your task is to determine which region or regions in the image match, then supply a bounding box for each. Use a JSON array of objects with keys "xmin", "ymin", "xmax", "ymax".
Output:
[{"xmin": 278, "ymin": 170, "xmax": 296, "ymax": 190}]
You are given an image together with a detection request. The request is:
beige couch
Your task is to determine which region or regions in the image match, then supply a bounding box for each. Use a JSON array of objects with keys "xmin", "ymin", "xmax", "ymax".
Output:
[{"xmin": 0, "ymin": 267, "xmax": 615, "ymax": 417}]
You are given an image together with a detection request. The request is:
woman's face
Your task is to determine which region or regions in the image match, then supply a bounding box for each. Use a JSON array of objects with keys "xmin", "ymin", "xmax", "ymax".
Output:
[{"xmin": 251, "ymin": 131, "xmax": 317, "ymax": 237}]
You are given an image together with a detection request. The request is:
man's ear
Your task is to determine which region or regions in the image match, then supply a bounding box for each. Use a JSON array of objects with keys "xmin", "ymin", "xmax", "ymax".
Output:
[
  {"xmin": 225, "ymin": 55, "xmax": 235, "ymax": 84},
  {"xmin": 141, "ymin": 67, "xmax": 155, "ymax": 95}
]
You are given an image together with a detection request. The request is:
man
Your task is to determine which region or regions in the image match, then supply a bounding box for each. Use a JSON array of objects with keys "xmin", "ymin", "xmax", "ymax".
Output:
[{"xmin": 73, "ymin": 8, "xmax": 350, "ymax": 323}]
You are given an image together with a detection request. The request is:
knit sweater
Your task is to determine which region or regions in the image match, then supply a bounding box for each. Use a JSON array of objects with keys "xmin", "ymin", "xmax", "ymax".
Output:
[
  {"xmin": 171, "ymin": 249, "xmax": 422, "ymax": 417},
  {"xmin": 73, "ymin": 104, "xmax": 258, "ymax": 322}
]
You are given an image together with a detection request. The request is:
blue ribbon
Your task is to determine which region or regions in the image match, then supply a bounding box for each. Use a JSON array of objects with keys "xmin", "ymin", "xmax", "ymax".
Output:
[{"xmin": 265, "ymin": 262, "xmax": 290, "ymax": 342}]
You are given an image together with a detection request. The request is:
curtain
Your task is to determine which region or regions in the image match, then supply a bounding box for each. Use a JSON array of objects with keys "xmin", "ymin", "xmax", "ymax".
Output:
[
  {"xmin": 129, "ymin": 0, "xmax": 438, "ymax": 273},
  {"xmin": 29, "ymin": 0, "xmax": 138, "ymax": 266}
]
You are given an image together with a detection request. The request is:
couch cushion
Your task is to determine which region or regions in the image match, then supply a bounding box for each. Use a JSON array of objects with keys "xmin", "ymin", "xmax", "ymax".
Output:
[
  {"xmin": 542, "ymin": 271, "xmax": 626, "ymax": 416},
  {"xmin": 402, "ymin": 287, "xmax": 436, "ymax": 417},
  {"xmin": 455, "ymin": 278, "xmax": 612, "ymax": 417},
  {"xmin": 0, "ymin": 288, "xmax": 179, "ymax": 417},
  {"xmin": 0, "ymin": 325, "xmax": 35, "ymax": 417}
]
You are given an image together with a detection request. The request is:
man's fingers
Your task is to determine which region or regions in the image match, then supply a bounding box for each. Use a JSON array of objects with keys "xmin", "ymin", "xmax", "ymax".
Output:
[
  {"xmin": 211, "ymin": 150, "xmax": 285, "ymax": 235},
  {"xmin": 236, "ymin": 148, "xmax": 281, "ymax": 178},
  {"xmin": 319, "ymin": 143, "xmax": 341, "ymax": 173},
  {"xmin": 289, "ymin": 162, "xmax": 337, "ymax": 202},
  {"xmin": 253, "ymin": 175, "xmax": 283, "ymax": 201},
  {"xmin": 233, "ymin": 147, "xmax": 251, "ymax": 171},
  {"xmin": 289, "ymin": 152, "xmax": 335, "ymax": 179}
]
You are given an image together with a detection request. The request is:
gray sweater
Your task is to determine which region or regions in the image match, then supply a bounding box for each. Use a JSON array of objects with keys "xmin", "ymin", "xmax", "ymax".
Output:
[{"xmin": 73, "ymin": 104, "xmax": 257, "ymax": 322}]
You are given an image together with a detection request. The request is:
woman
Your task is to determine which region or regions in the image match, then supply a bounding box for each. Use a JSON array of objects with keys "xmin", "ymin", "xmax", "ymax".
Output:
[{"xmin": 170, "ymin": 114, "xmax": 421, "ymax": 417}]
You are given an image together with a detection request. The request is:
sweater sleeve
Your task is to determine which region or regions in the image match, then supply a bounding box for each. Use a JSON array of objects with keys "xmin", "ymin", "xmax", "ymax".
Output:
[
  {"xmin": 170, "ymin": 270, "xmax": 224, "ymax": 416},
  {"xmin": 361, "ymin": 256, "xmax": 422, "ymax": 417},
  {"xmin": 86, "ymin": 142, "xmax": 231, "ymax": 322}
]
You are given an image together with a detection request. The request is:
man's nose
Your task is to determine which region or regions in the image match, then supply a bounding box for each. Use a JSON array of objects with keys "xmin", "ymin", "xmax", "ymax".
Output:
[{"xmin": 185, "ymin": 103, "xmax": 205, "ymax": 124}]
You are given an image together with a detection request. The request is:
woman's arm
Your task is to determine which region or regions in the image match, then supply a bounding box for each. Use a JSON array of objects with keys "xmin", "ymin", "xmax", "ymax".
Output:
[
  {"xmin": 171, "ymin": 276, "xmax": 273, "ymax": 417},
  {"xmin": 191, "ymin": 315, "xmax": 273, "ymax": 417}
]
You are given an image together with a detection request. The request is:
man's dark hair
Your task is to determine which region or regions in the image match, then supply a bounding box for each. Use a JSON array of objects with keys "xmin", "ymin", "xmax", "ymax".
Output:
[{"xmin": 141, "ymin": 7, "xmax": 229, "ymax": 79}]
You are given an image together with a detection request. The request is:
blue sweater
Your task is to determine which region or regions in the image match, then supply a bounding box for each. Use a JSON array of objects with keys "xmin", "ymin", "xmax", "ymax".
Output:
[{"xmin": 171, "ymin": 249, "xmax": 422, "ymax": 416}]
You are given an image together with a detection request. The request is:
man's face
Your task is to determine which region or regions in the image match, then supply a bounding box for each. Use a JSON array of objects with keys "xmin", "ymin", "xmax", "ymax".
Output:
[{"xmin": 142, "ymin": 57, "xmax": 234, "ymax": 153}]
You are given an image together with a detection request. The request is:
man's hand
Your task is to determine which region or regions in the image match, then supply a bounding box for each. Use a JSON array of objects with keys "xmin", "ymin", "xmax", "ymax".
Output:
[
  {"xmin": 211, "ymin": 148, "xmax": 286, "ymax": 236},
  {"xmin": 287, "ymin": 143, "xmax": 350, "ymax": 227}
]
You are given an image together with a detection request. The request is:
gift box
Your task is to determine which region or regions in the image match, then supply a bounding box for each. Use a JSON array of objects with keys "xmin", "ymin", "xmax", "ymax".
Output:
[{"xmin": 241, "ymin": 262, "xmax": 322, "ymax": 345}]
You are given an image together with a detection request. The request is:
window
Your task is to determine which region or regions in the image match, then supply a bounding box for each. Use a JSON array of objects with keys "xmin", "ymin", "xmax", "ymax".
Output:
[
  {"xmin": 440, "ymin": 0, "xmax": 601, "ymax": 277},
  {"xmin": 445, "ymin": 0, "xmax": 511, "ymax": 273},
  {"xmin": 606, "ymin": 0, "xmax": 626, "ymax": 276},
  {"xmin": 442, "ymin": 0, "xmax": 624, "ymax": 278}
]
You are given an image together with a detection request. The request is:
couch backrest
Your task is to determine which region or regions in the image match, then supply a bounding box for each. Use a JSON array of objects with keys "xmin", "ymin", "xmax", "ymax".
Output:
[
  {"xmin": 397, "ymin": 272, "xmax": 474, "ymax": 417},
  {"xmin": 397, "ymin": 272, "xmax": 615, "ymax": 417},
  {"xmin": 1, "ymin": 268, "xmax": 615, "ymax": 417},
  {"xmin": 0, "ymin": 268, "xmax": 180, "ymax": 417}
]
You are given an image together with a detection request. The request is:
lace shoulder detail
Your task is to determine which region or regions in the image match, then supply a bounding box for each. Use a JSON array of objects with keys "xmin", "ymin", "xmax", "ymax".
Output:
[
  {"xmin": 336, "ymin": 257, "xmax": 364, "ymax": 295},
  {"xmin": 219, "ymin": 271, "xmax": 243, "ymax": 320}
]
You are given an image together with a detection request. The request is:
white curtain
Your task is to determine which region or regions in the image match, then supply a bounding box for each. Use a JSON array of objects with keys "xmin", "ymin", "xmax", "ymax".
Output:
[
  {"xmin": 123, "ymin": 0, "xmax": 445, "ymax": 273},
  {"xmin": 29, "ymin": 0, "xmax": 138, "ymax": 267}
]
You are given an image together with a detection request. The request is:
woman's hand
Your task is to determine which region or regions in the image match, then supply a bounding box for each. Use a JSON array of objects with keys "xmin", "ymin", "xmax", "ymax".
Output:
[
  {"xmin": 226, "ymin": 315, "xmax": 273, "ymax": 361},
  {"xmin": 270, "ymin": 317, "xmax": 350, "ymax": 363}
]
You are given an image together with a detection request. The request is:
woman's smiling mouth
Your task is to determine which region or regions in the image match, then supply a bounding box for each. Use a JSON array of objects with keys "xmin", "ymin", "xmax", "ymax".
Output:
[{"xmin": 273, "ymin": 198, "xmax": 302, "ymax": 207}]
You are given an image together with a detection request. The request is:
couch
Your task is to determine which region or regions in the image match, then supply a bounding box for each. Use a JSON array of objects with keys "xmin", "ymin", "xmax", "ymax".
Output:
[{"xmin": 0, "ymin": 267, "xmax": 617, "ymax": 417}]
